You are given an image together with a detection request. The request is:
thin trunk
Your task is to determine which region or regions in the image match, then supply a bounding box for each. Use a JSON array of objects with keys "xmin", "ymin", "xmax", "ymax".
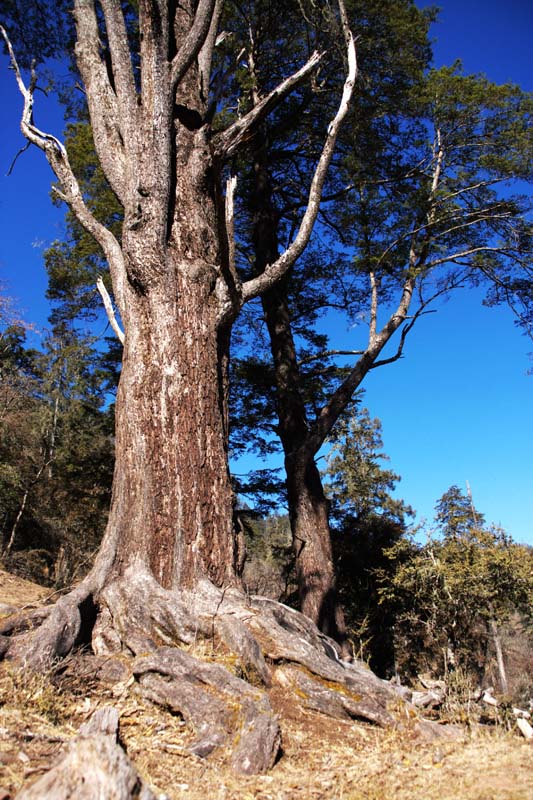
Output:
[
  {"xmin": 3, "ymin": 459, "xmax": 48, "ymax": 559},
  {"xmin": 287, "ymin": 454, "xmax": 347, "ymax": 644},
  {"xmin": 489, "ymin": 616, "xmax": 508, "ymax": 694},
  {"xmin": 3, "ymin": 486, "xmax": 31, "ymax": 560},
  {"xmin": 47, "ymin": 395, "xmax": 60, "ymax": 480},
  {"xmin": 250, "ymin": 136, "xmax": 347, "ymax": 647}
]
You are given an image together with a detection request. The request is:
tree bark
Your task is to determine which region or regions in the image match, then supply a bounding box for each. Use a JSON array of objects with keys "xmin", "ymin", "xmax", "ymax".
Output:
[
  {"xmin": 103, "ymin": 269, "xmax": 238, "ymax": 589},
  {"xmin": 287, "ymin": 453, "xmax": 348, "ymax": 644},
  {"xmin": 489, "ymin": 616, "xmax": 508, "ymax": 695},
  {"xmin": 88, "ymin": 23, "xmax": 241, "ymax": 590}
]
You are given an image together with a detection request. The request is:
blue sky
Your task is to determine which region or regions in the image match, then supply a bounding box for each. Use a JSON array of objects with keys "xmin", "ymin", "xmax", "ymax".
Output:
[
  {"xmin": 368, "ymin": 0, "xmax": 533, "ymax": 542},
  {"xmin": 0, "ymin": 2, "xmax": 532, "ymax": 544}
]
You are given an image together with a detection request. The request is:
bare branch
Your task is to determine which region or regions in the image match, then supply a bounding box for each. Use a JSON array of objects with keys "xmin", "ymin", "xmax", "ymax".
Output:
[
  {"xmin": 170, "ymin": 0, "xmax": 218, "ymax": 92},
  {"xmin": 426, "ymin": 245, "xmax": 511, "ymax": 270},
  {"xmin": 211, "ymin": 51, "xmax": 323, "ymax": 162},
  {"xmin": 303, "ymin": 276, "xmax": 416, "ymax": 456},
  {"xmin": 242, "ymin": 30, "xmax": 357, "ymax": 302},
  {"xmin": 225, "ymin": 175, "xmax": 238, "ymax": 281},
  {"xmin": 371, "ymin": 274, "xmax": 468, "ymax": 369},
  {"xmin": 6, "ymin": 141, "xmax": 31, "ymax": 175},
  {"xmin": 198, "ymin": 0, "xmax": 224, "ymax": 100},
  {"xmin": 430, "ymin": 127, "xmax": 444, "ymax": 198},
  {"xmin": 1, "ymin": 24, "xmax": 127, "ymax": 312},
  {"xmin": 369, "ymin": 271, "xmax": 378, "ymax": 343},
  {"xmin": 374, "ymin": 199, "xmax": 511, "ymax": 274},
  {"xmin": 96, "ymin": 276, "xmax": 125, "ymax": 344},
  {"xmin": 298, "ymin": 349, "xmax": 365, "ymax": 366},
  {"xmin": 436, "ymin": 177, "xmax": 506, "ymax": 206}
]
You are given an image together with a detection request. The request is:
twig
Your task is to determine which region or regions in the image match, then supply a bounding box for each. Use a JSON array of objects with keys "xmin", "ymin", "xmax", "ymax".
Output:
[{"xmin": 6, "ymin": 141, "xmax": 31, "ymax": 176}]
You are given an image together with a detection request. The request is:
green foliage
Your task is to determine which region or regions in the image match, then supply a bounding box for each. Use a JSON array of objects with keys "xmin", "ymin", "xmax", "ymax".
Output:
[
  {"xmin": 321, "ymin": 405, "xmax": 413, "ymax": 672},
  {"xmin": 46, "ymin": 120, "xmax": 124, "ymax": 330},
  {"xmin": 336, "ymin": 58, "xmax": 533, "ymax": 337},
  {"xmin": 379, "ymin": 487, "xmax": 533, "ymax": 683},
  {"xmin": 435, "ymin": 484, "xmax": 485, "ymax": 539},
  {"xmin": 239, "ymin": 511, "xmax": 294, "ymax": 599},
  {"xmin": 325, "ymin": 407, "xmax": 414, "ymax": 525},
  {"xmin": 0, "ymin": 0, "xmax": 73, "ymax": 67}
]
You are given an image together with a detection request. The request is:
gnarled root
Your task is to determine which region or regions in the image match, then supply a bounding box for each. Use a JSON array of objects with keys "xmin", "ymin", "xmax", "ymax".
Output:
[
  {"xmin": 1, "ymin": 562, "xmax": 458, "ymax": 792},
  {"xmin": 134, "ymin": 647, "xmax": 281, "ymax": 774}
]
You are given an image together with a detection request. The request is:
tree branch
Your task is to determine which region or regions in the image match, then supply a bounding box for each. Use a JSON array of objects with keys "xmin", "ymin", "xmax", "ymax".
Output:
[
  {"xmin": 72, "ymin": 0, "xmax": 127, "ymax": 202},
  {"xmin": 1, "ymin": 24, "xmax": 127, "ymax": 313},
  {"xmin": 96, "ymin": 276, "xmax": 125, "ymax": 344},
  {"xmin": 211, "ymin": 51, "xmax": 323, "ymax": 162},
  {"xmin": 426, "ymin": 245, "xmax": 511, "ymax": 270},
  {"xmin": 242, "ymin": 29, "xmax": 357, "ymax": 302},
  {"xmin": 198, "ymin": 0, "xmax": 224, "ymax": 100},
  {"xmin": 303, "ymin": 276, "xmax": 416, "ymax": 456},
  {"xmin": 371, "ymin": 273, "xmax": 469, "ymax": 369},
  {"xmin": 170, "ymin": 0, "xmax": 217, "ymax": 92},
  {"xmin": 99, "ymin": 0, "xmax": 138, "ymax": 151},
  {"xmin": 298, "ymin": 349, "xmax": 365, "ymax": 366},
  {"xmin": 369, "ymin": 271, "xmax": 378, "ymax": 343},
  {"xmin": 225, "ymin": 175, "xmax": 238, "ymax": 281}
]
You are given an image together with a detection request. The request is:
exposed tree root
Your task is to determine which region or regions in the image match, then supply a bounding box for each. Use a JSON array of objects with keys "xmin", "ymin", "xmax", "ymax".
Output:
[
  {"xmin": 134, "ymin": 647, "xmax": 281, "ymax": 774},
  {"xmin": 16, "ymin": 706, "xmax": 156, "ymax": 799},
  {"xmin": 1, "ymin": 563, "xmax": 460, "ymax": 793}
]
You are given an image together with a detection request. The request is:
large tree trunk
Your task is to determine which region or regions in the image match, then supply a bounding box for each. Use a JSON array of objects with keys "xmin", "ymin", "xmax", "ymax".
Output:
[
  {"xmin": 95, "ymin": 40, "xmax": 239, "ymax": 588},
  {"xmin": 104, "ymin": 271, "xmax": 238, "ymax": 589}
]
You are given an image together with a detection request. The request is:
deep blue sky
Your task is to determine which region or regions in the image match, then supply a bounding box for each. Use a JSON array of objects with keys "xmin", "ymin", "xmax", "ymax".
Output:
[{"xmin": 0, "ymin": 2, "xmax": 532, "ymax": 544}]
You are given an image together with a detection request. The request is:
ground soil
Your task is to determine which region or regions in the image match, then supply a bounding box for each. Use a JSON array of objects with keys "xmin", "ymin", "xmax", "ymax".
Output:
[{"xmin": 0, "ymin": 569, "xmax": 531, "ymax": 799}]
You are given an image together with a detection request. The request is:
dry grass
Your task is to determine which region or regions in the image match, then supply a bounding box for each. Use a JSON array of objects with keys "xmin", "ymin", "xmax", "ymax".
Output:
[{"xmin": 0, "ymin": 569, "xmax": 531, "ymax": 799}]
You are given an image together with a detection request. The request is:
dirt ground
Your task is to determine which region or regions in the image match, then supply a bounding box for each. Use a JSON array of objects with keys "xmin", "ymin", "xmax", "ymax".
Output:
[{"xmin": 0, "ymin": 569, "xmax": 531, "ymax": 800}]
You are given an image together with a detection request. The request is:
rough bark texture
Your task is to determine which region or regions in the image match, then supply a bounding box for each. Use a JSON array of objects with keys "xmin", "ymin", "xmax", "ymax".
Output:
[
  {"xmin": 17, "ymin": 707, "xmax": 156, "ymax": 800},
  {"xmin": 106, "ymin": 271, "xmax": 237, "ymax": 590}
]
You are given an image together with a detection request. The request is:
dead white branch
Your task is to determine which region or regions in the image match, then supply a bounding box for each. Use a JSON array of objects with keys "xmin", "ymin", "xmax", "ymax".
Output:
[
  {"xmin": 516, "ymin": 717, "xmax": 533, "ymax": 740},
  {"xmin": 96, "ymin": 277, "xmax": 125, "ymax": 344},
  {"xmin": 1, "ymin": 24, "xmax": 127, "ymax": 314},
  {"xmin": 242, "ymin": 29, "xmax": 356, "ymax": 302},
  {"xmin": 298, "ymin": 349, "xmax": 365, "ymax": 366},
  {"xmin": 225, "ymin": 175, "xmax": 238, "ymax": 281},
  {"xmin": 481, "ymin": 687, "xmax": 499, "ymax": 707},
  {"xmin": 211, "ymin": 50, "xmax": 323, "ymax": 161},
  {"xmin": 17, "ymin": 706, "xmax": 156, "ymax": 799}
]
